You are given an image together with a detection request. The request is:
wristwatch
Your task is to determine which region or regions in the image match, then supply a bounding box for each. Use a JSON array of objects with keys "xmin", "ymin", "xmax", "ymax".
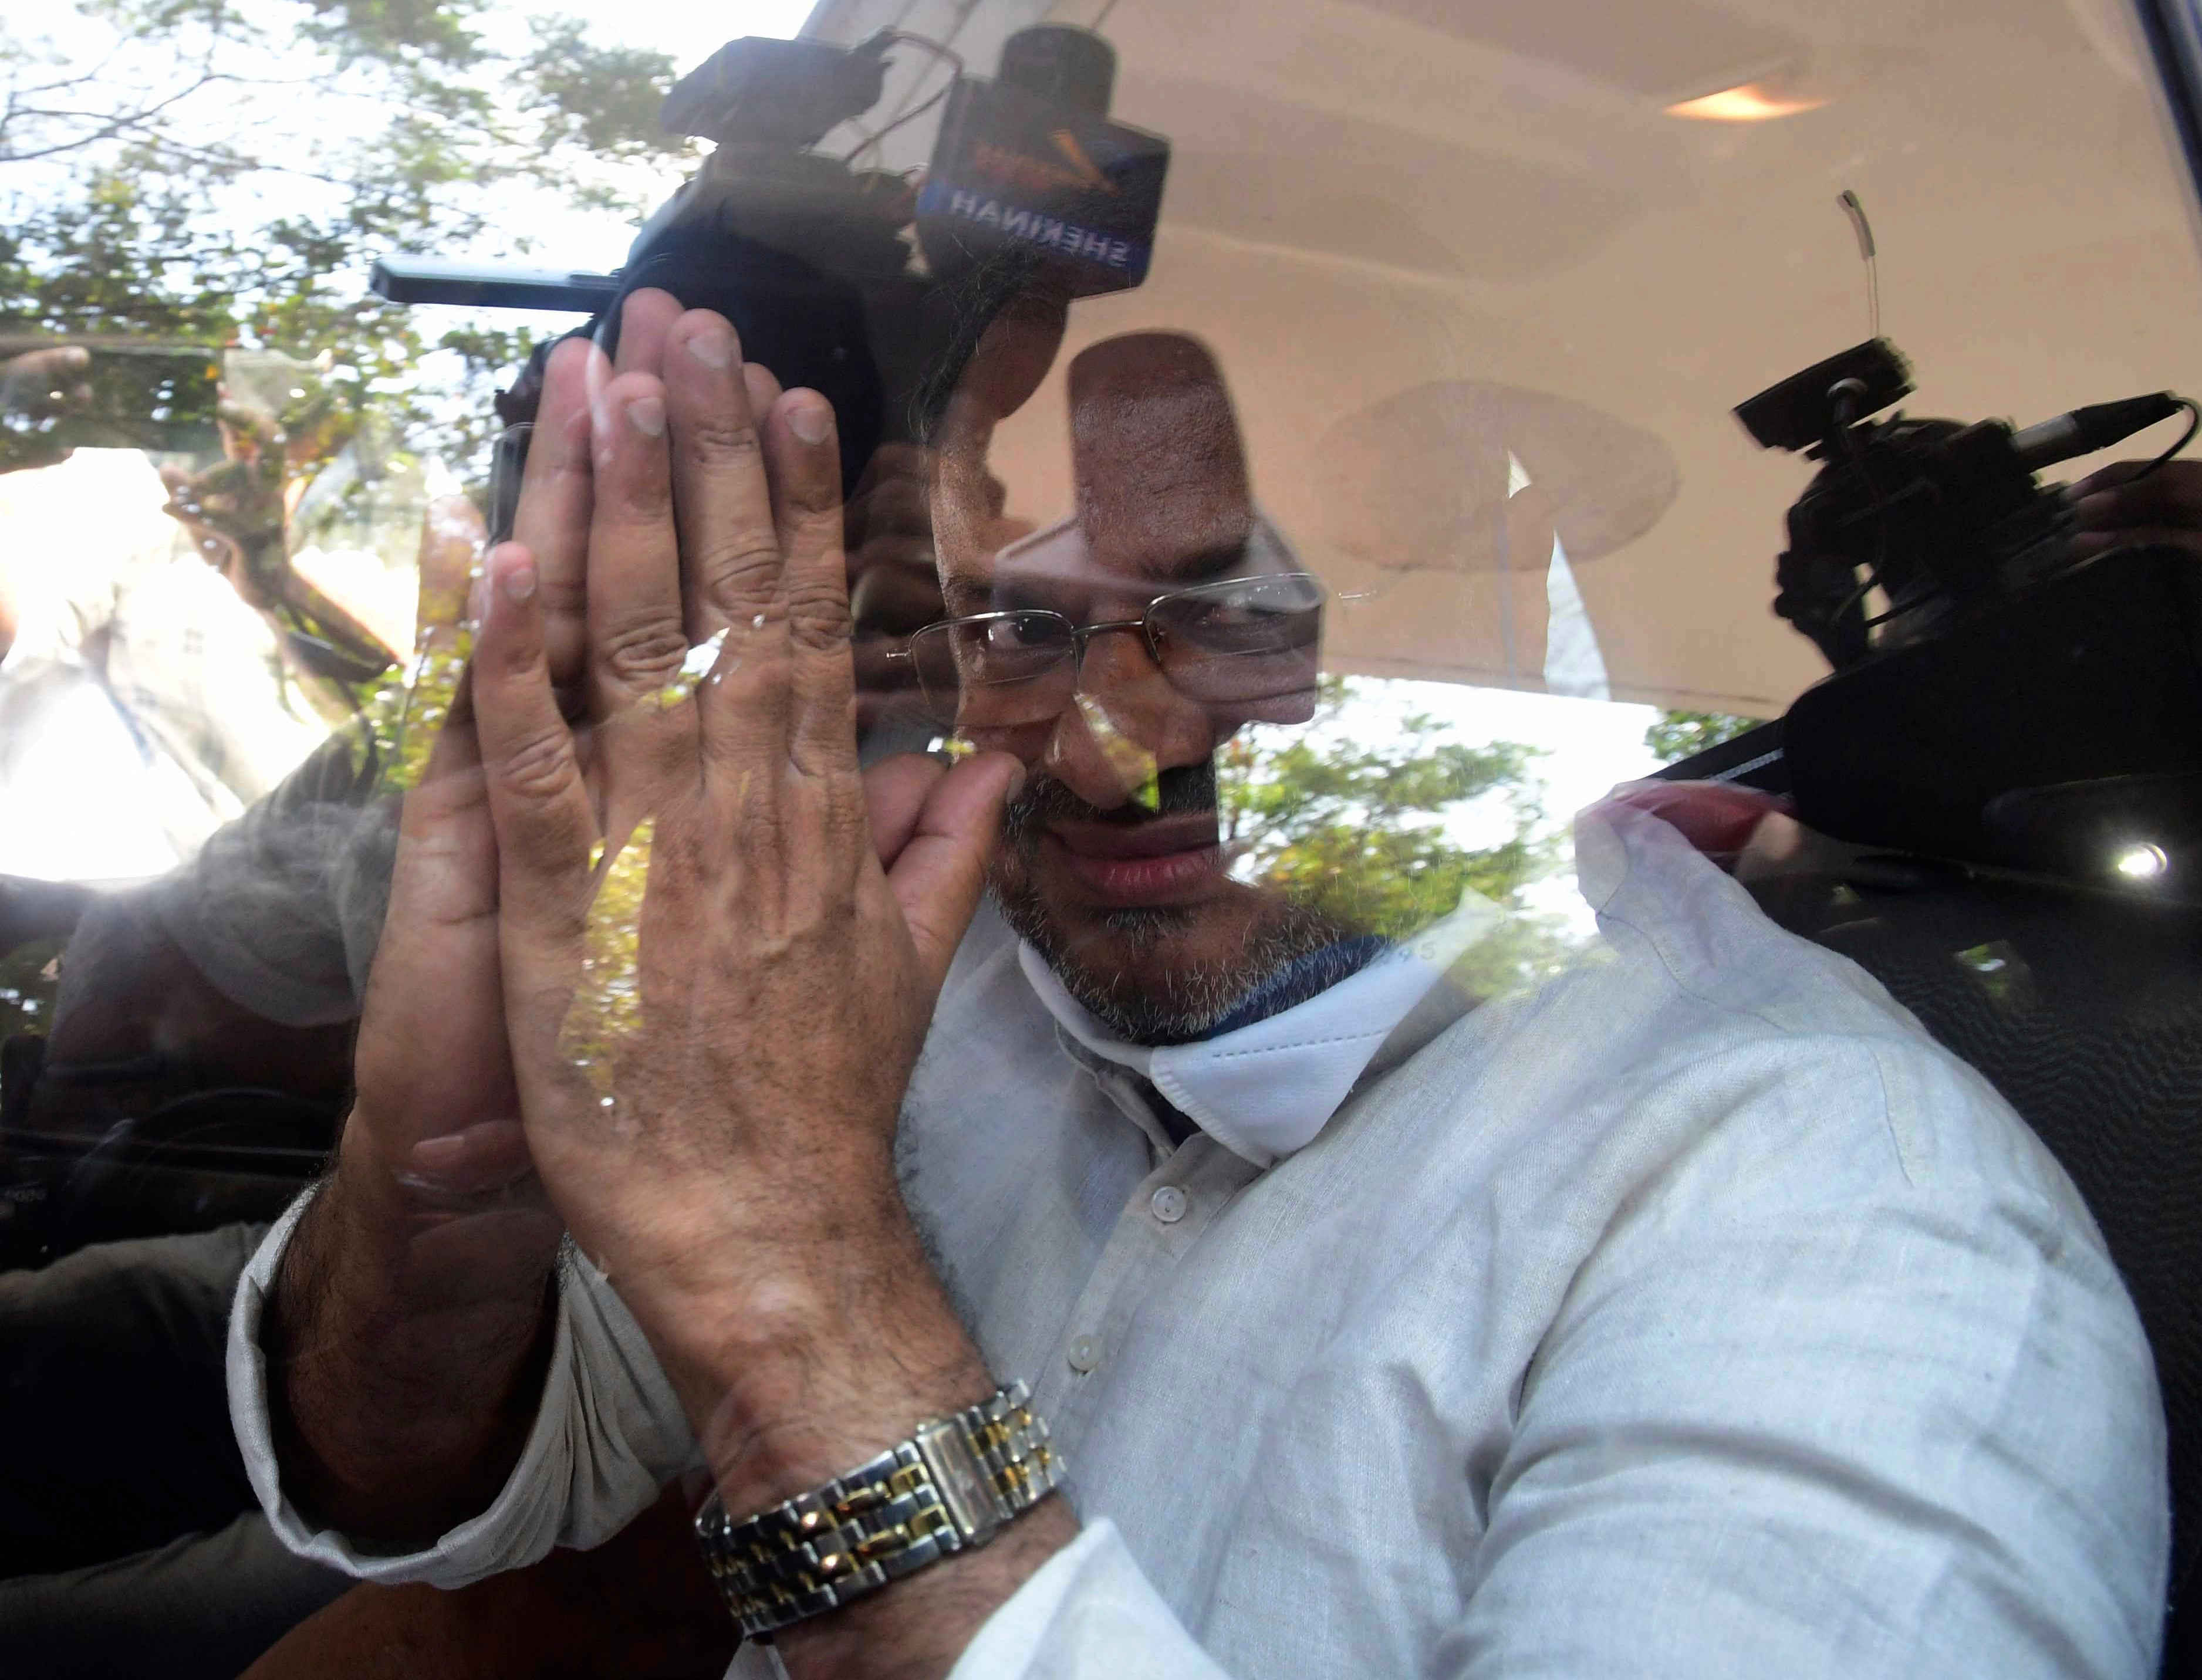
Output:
[{"xmin": 693, "ymin": 1381, "xmax": 1063, "ymax": 1640}]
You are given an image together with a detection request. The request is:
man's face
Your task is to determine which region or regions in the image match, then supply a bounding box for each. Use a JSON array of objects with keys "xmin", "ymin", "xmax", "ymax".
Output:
[{"xmin": 931, "ymin": 330, "xmax": 1339, "ymax": 1043}]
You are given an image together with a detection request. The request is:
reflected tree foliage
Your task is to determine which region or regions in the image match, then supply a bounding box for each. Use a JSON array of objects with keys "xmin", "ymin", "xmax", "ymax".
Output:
[
  {"xmin": 559, "ymin": 819, "xmax": 653, "ymax": 1110},
  {"xmin": 1, "ymin": 0, "xmax": 690, "ymax": 479},
  {"xmin": 1221, "ymin": 677, "xmax": 1573, "ymax": 985},
  {"xmin": 0, "ymin": 941, "xmax": 60, "ymax": 1050},
  {"xmin": 2, "ymin": 1, "xmax": 695, "ymax": 782},
  {"xmin": 1644, "ymin": 708, "xmax": 1757, "ymax": 764}
]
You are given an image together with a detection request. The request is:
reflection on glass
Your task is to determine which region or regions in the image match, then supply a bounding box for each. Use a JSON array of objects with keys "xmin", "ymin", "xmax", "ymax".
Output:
[{"xmin": 0, "ymin": 3, "xmax": 2197, "ymax": 1675}]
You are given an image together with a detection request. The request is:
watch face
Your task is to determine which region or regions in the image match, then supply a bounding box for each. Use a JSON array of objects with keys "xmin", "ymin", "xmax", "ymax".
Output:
[{"xmin": 915, "ymin": 1417, "xmax": 1009, "ymax": 1541}]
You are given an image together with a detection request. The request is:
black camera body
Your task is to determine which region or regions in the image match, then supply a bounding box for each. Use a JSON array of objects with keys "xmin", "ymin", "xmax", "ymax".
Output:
[
  {"xmin": 374, "ymin": 25, "xmax": 1169, "ymax": 503},
  {"xmin": 1721, "ymin": 339, "xmax": 2202, "ymax": 893},
  {"xmin": 593, "ymin": 34, "xmax": 934, "ymax": 493},
  {"xmin": 1741, "ymin": 340, "xmax": 2087, "ymax": 670}
]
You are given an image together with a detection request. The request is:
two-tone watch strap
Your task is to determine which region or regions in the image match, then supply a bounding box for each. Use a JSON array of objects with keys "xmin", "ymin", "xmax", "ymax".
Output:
[{"xmin": 694, "ymin": 1380, "xmax": 1063, "ymax": 1640}]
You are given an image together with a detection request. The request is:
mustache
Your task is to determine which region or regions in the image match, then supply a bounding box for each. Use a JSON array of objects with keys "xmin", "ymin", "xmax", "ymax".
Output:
[{"xmin": 1001, "ymin": 756, "xmax": 1219, "ymax": 843}]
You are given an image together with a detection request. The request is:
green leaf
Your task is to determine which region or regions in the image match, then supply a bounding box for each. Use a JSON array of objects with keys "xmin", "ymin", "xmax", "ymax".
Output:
[{"xmin": 1644, "ymin": 709, "xmax": 1759, "ymax": 764}]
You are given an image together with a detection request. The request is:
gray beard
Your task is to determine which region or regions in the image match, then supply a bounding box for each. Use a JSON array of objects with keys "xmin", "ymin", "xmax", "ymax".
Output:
[
  {"xmin": 991, "ymin": 876, "xmax": 1344, "ymax": 1046},
  {"xmin": 988, "ymin": 756, "xmax": 1349, "ymax": 1044}
]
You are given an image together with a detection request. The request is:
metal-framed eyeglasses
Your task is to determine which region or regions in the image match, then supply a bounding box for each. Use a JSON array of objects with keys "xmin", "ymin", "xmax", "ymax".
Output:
[{"xmin": 891, "ymin": 571, "xmax": 1327, "ymax": 732}]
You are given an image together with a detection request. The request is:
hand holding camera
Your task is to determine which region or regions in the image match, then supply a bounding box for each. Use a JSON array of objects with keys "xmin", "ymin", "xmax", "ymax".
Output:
[
  {"xmin": 2069, "ymin": 458, "xmax": 2202, "ymax": 560},
  {"xmin": 0, "ymin": 346, "xmax": 93, "ymax": 475}
]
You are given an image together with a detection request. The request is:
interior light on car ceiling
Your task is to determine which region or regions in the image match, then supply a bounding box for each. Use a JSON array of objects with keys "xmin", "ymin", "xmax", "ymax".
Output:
[
  {"xmin": 2115, "ymin": 843, "xmax": 2170, "ymax": 880},
  {"xmin": 1664, "ymin": 82, "xmax": 1830, "ymax": 121}
]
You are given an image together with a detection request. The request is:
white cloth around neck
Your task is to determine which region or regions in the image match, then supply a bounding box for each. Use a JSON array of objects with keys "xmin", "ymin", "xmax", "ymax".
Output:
[{"xmin": 1016, "ymin": 893, "xmax": 1501, "ymax": 1167}]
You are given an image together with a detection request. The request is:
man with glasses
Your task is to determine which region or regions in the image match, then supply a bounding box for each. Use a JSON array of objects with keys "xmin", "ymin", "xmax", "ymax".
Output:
[
  {"xmin": 898, "ymin": 333, "xmax": 1355, "ymax": 1056},
  {"xmin": 227, "ymin": 293, "xmax": 2164, "ymax": 1679}
]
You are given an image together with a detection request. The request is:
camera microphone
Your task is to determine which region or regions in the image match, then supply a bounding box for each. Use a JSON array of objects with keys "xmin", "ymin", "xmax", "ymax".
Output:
[
  {"xmin": 2011, "ymin": 392, "xmax": 2185, "ymax": 470},
  {"xmin": 914, "ymin": 26, "xmax": 1168, "ymax": 296}
]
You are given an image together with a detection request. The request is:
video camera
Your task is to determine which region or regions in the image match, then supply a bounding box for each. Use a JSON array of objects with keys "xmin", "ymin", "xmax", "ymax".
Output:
[
  {"xmin": 1698, "ymin": 337, "xmax": 2202, "ymax": 894},
  {"xmin": 0, "ymin": 336, "xmax": 220, "ymax": 464},
  {"xmin": 370, "ymin": 24, "xmax": 1169, "ymax": 509},
  {"xmin": 1738, "ymin": 338, "xmax": 2192, "ymax": 671}
]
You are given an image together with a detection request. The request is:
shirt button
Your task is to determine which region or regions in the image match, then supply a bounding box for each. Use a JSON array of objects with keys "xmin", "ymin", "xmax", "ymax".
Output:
[
  {"xmin": 1067, "ymin": 1334, "xmax": 1101, "ymax": 1374},
  {"xmin": 1149, "ymin": 1185, "xmax": 1188, "ymax": 1225}
]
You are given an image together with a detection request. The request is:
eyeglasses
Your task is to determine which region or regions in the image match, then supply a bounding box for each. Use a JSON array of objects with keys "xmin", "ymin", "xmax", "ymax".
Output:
[{"xmin": 893, "ymin": 572, "xmax": 1326, "ymax": 732}]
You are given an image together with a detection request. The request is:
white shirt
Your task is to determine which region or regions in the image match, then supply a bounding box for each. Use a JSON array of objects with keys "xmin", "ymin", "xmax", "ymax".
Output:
[
  {"xmin": 228, "ymin": 803, "xmax": 2168, "ymax": 1677},
  {"xmin": 0, "ymin": 451, "xmax": 331, "ymax": 880}
]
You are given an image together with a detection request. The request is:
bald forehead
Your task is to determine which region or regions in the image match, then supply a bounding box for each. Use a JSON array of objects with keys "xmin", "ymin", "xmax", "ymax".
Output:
[
  {"xmin": 931, "ymin": 329, "xmax": 1259, "ymax": 599},
  {"xmin": 1069, "ymin": 333, "xmax": 1254, "ymax": 583}
]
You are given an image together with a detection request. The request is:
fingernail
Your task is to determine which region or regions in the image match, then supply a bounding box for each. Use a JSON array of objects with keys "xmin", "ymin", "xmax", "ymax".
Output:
[
  {"xmin": 628, "ymin": 396, "xmax": 666, "ymax": 438},
  {"xmin": 685, "ymin": 327, "xmax": 735, "ymax": 370},
  {"xmin": 411, "ymin": 1133, "xmax": 469, "ymax": 1167},
  {"xmin": 499, "ymin": 553, "xmax": 538, "ymax": 603},
  {"xmin": 1003, "ymin": 758, "xmax": 1028, "ymax": 800},
  {"xmin": 789, "ymin": 400, "xmax": 833, "ymax": 445},
  {"xmin": 2073, "ymin": 491, "xmax": 2116, "ymax": 522}
]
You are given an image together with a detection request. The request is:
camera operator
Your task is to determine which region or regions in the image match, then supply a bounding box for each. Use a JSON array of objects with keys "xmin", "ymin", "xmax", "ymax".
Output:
[
  {"xmin": 215, "ymin": 279, "xmax": 2166, "ymax": 1680},
  {"xmin": 0, "ymin": 346, "xmax": 352, "ymax": 883}
]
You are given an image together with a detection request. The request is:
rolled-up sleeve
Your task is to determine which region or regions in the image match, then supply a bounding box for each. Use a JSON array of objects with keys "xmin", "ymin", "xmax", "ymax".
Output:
[{"xmin": 225, "ymin": 1188, "xmax": 697, "ymax": 1587}]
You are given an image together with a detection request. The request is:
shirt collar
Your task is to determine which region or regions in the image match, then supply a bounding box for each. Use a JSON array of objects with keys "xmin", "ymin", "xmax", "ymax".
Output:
[{"xmin": 1016, "ymin": 894, "xmax": 1501, "ymax": 1167}]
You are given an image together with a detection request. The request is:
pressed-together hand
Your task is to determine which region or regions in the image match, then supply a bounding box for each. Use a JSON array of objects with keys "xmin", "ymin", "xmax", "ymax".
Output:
[
  {"xmin": 269, "ymin": 296, "xmax": 694, "ymax": 1539},
  {"xmin": 464, "ymin": 295, "xmax": 1068, "ymax": 1674},
  {"xmin": 467, "ymin": 293, "xmax": 1014, "ymax": 1426}
]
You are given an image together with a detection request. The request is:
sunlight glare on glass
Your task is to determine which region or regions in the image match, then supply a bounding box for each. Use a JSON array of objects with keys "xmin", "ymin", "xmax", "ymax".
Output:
[
  {"xmin": 585, "ymin": 0, "xmax": 816, "ymax": 67},
  {"xmin": 2115, "ymin": 842, "xmax": 2169, "ymax": 880},
  {"xmin": 1664, "ymin": 83, "xmax": 1831, "ymax": 121}
]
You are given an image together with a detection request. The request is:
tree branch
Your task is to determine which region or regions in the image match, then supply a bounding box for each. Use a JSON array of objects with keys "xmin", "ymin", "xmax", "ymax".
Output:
[{"xmin": 0, "ymin": 65, "xmax": 232, "ymax": 162}]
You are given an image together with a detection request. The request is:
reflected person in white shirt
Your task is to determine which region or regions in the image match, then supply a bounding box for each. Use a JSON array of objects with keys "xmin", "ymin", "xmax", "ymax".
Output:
[{"xmin": 229, "ymin": 288, "xmax": 2165, "ymax": 1680}]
